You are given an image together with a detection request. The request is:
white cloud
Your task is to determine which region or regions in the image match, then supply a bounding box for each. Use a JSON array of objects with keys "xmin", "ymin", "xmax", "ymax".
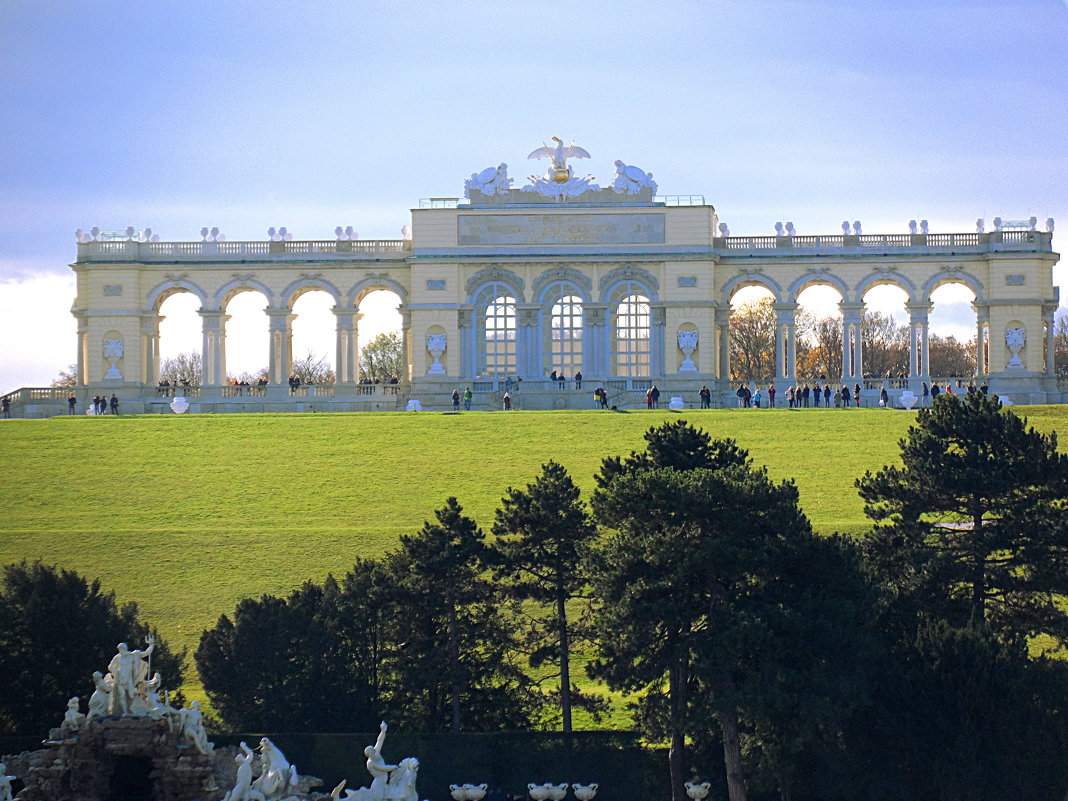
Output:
[{"xmin": 0, "ymin": 273, "xmax": 77, "ymax": 392}]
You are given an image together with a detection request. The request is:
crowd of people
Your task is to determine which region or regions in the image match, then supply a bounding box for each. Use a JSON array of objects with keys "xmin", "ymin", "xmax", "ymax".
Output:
[
  {"xmin": 734, "ymin": 382, "xmax": 866, "ymax": 409},
  {"xmin": 729, "ymin": 379, "xmax": 992, "ymax": 409}
]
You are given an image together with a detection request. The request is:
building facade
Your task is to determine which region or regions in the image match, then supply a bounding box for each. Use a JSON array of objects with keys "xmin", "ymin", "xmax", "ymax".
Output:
[{"xmin": 10, "ymin": 149, "xmax": 1064, "ymax": 415}]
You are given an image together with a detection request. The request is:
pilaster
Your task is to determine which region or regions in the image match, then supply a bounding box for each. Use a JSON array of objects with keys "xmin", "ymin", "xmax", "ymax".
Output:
[
  {"xmin": 332, "ymin": 307, "xmax": 358, "ymax": 385},
  {"xmin": 265, "ymin": 309, "xmax": 295, "ymax": 385},
  {"xmin": 198, "ymin": 310, "xmax": 229, "ymax": 387}
]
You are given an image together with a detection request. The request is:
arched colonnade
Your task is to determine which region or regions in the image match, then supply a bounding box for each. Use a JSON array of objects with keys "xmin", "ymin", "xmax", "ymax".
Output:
[
  {"xmin": 68, "ymin": 212, "xmax": 1061, "ymax": 410},
  {"xmin": 135, "ymin": 273, "xmax": 410, "ymax": 388}
]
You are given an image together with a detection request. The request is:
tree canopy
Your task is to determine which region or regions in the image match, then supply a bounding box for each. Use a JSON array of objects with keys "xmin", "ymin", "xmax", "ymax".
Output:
[
  {"xmin": 489, "ymin": 461, "xmax": 601, "ymax": 731},
  {"xmin": 0, "ymin": 561, "xmax": 184, "ymax": 735},
  {"xmin": 588, "ymin": 422, "xmax": 876, "ymax": 801},
  {"xmin": 857, "ymin": 391, "xmax": 1068, "ymax": 644},
  {"xmin": 360, "ymin": 332, "xmax": 403, "ymax": 383}
]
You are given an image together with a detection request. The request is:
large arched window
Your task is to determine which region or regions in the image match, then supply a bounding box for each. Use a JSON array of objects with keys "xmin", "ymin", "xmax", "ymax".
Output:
[
  {"xmin": 611, "ymin": 283, "xmax": 650, "ymax": 377},
  {"xmin": 475, "ymin": 283, "xmax": 517, "ymax": 377},
  {"xmin": 543, "ymin": 281, "xmax": 583, "ymax": 377}
]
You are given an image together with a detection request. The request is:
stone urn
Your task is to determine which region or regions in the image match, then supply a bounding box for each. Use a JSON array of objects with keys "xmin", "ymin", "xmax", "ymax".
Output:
[
  {"xmin": 571, "ymin": 784, "xmax": 598, "ymax": 801},
  {"xmin": 669, "ymin": 396, "xmax": 685, "ymax": 410},
  {"xmin": 528, "ymin": 784, "xmax": 551, "ymax": 801},
  {"xmin": 677, "ymin": 330, "xmax": 699, "ymax": 371},
  {"xmin": 170, "ymin": 396, "xmax": 190, "ymax": 414},
  {"xmin": 450, "ymin": 787, "xmax": 467, "ymax": 801},
  {"xmin": 426, "ymin": 333, "xmax": 447, "ymax": 375},
  {"xmin": 685, "ymin": 782, "xmax": 711, "ymax": 801},
  {"xmin": 466, "ymin": 785, "xmax": 488, "ymax": 801},
  {"xmin": 547, "ymin": 785, "xmax": 568, "ymax": 801},
  {"xmin": 898, "ymin": 390, "xmax": 917, "ymax": 411}
]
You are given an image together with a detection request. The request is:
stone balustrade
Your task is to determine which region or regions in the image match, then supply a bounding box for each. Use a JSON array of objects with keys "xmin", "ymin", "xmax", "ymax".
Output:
[
  {"xmin": 73, "ymin": 230, "xmax": 1052, "ymax": 264},
  {"xmin": 76, "ymin": 239, "xmax": 410, "ymax": 262},
  {"xmin": 712, "ymin": 230, "xmax": 1050, "ymax": 252}
]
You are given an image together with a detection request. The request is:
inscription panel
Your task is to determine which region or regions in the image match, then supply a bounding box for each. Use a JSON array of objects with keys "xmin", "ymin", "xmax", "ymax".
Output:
[{"xmin": 458, "ymin": 213, "xmax": 666, "ymax": 246}]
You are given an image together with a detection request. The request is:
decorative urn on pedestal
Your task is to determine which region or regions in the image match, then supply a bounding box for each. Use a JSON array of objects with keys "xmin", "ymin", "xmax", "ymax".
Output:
[
  {"xmin": 677, "ymin": 330, "xmax": 699, "ymax": 371},
  {"xmin": 426, "ymin": 333, "xmax": 447, "ymax": 375}
]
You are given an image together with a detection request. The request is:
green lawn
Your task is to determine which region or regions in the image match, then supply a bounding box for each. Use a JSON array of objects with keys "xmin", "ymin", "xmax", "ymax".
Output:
[{"xmin": 3, "ymin": 405, "xmax": 1068, "ymax": 715}]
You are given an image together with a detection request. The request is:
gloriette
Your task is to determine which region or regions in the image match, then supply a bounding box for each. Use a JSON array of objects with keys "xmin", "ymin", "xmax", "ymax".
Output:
[{"xmin": 7, "ymin": 138, "xmax": 1062, "ymax": 414}]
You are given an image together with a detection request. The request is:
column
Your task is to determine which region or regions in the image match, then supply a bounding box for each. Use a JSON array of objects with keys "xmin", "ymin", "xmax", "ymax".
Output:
[
  {"xmin": 140, "ymin": 313, "xmax": 162, "ymax": 386},
  {"xmin": 974, "ymin": 305, "xmax": 989, "ymax": 377},
  {"xmin": 774, "ymin": 303, "xmax": 797, "ymax": 383},
  {"xmin": 1045, "ymin": 306, "xmax": 1057, "ymax": 377},
  {"xmin": 75, "ymin": 312, "xmax": 88, "ymax": 385},
  {"xmin": 517, "ymin": 305, "xmax": 541, "ymax": 380},
  {"xmin": 583, "ymin": 303, "xmax": 609, "ymax": 377},
  {"xmin": 398, "ymin": 306, "xmax": 412, "ymax": 382},
  {"xmin": 906, "ymin": 303, "xmax": 931, "ymax": 382},
  {"xmin": 265, "ymin": 309, "xmax": 294, "ymax": 385},
  {"xmin": 457, "ymin": 308, "xmax": 473, "ymax": 380},
  {"xmin": 716, "ymin": 307, "xmax": 731, "ymax": 381},
  {"xmin": 840, "ymin": 303, "xmax": 864, "ymax": 380},
  {"xmin": 198, "ymin": 310, "xmax": 228, "ymax": 386},
  {"xmin": 919, "ymin": 319, "xmax": 929, "ymax": 380},
  {"xmin": 650, "ymin": 305, "xmax": 667, "ymax": 377},
  {"xmin": 332, "ymin": 307, "xmax": 358, "ymax": 385}
]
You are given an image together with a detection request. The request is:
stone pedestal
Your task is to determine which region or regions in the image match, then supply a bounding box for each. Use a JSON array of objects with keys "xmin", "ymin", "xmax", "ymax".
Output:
[{"xmin": 8, "ymin": 717, "xmax": 218, "ymax": 801}]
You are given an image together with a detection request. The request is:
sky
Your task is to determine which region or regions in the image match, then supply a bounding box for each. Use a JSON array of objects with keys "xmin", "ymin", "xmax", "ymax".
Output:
[{"xmin": 1, "ymin": 0, "xmax": 1066, "ymax": 392}]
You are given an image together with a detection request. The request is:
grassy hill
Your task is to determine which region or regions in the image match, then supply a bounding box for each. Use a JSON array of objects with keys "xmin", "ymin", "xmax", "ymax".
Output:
[{"xmin": 3, "ymin": 405, "xmax": 1068, "ymax": 712}]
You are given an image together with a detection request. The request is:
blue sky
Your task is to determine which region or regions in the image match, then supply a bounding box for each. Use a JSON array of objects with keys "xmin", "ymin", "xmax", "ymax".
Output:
[{"xmin": 1, "ymin": 0, "xmax": 1065, "ymax": 391}]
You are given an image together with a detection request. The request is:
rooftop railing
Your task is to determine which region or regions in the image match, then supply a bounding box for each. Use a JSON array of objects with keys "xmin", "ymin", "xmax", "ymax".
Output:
[
  {"xmin": 75, "ymin": 229, "xmax": 1052, "ymax": 263},
  {"xmin": 713, "ymin": 230, "xmax": 1051, "ymax": 253},
  {"xmin": 76, "ymin": 239, "xmax": 410, "ymax": 262}
]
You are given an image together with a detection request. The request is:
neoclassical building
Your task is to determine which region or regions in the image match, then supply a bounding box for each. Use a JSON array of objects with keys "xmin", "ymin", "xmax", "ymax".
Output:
[{"xmin": 11, "ymin": 144, "xmax": 1063, "ymax": 415}]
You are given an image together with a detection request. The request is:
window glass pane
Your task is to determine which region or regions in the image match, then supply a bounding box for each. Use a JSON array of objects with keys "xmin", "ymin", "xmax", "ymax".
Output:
[
  {"xmin": 476, "ymin": 283, "xmax": 517, "ymax": 377},
  {"xmin": 611, "ymin": 283, "xmax": 651, "ymax": 377}
]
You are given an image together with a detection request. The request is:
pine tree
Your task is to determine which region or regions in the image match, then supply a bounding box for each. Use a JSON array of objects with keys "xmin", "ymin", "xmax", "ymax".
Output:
[
  {"xmin": 857, "ymin": 391, "xmax": 1068, "ymax": 644},
  {"xmin": 489, "ymin": 461, "xmax": 600, "ymax": 732}
]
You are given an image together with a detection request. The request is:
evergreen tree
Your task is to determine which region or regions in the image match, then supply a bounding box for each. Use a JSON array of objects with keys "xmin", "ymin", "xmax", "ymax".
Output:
[
  {"xmin": 588, "ymin": 418, "xmax": 877, "ymax": 801},
  {"xmin": 0, "ymin": 561, "xmax": 184, "ymax": 735},
  {"xmin": 590, "ymin": 464, "xmax": 806, "ymax": 801},
  {"xmin": 595, "ymin": 419, "xmax": 749, "ymax": 485},
  {"xmin": 489, "ymin": 461, "xmax": 601, "ymax": 732},
  {"xmin": 197, "ymin": 579, "xmax": 367, "ymax": 731},
  {"xmin": 384, "ymin": 497, "xmax": 542, "ymax": 731},
  {"xmin": 846, "ymin": 622, "xmax": 1068, "ymax": 801},
  {"xmin": 857, "ymin": 391, "xmax": 1068, "ymax": 644}
]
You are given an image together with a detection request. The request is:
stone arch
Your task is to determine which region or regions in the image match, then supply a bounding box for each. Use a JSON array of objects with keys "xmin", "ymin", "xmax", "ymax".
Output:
[
  {"xmin": 346, "ymin": 275, "xmax": 409, "ymax": 309},
  {"xmin": 599, "ymin": 264, "xmax": 660, "ymax": 301},
  {"xmin": 466, "ymin": 265, "xmax": 525, "ymax": 303},
  {"xmin": 720, "ymin": 271, "xmax": 783, "ymax": 305},
  {"xmin": 281, "ymin": 276, "xmax": 342, "ymax": 307},
  {"xmin": 212, "ymin": 277, "xmax": 275, "ymax": 311},
  {"xmin": 921, "ymin": 268, "xmax": 985, "ymax": 303},
  {"xmin": 788, "ymin": 270, "xmax": 850, "ymax": 303},
  {"xmin": 852, "ymin": 269, "xmax": 916, "ymax": 303},
  {"xmin": 533, "ymin": 265, "xmax": 593, "ymax": 302},
  {"xmin": 147, "ymin": 278, "xmax": 208, "ymax": 311}
]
